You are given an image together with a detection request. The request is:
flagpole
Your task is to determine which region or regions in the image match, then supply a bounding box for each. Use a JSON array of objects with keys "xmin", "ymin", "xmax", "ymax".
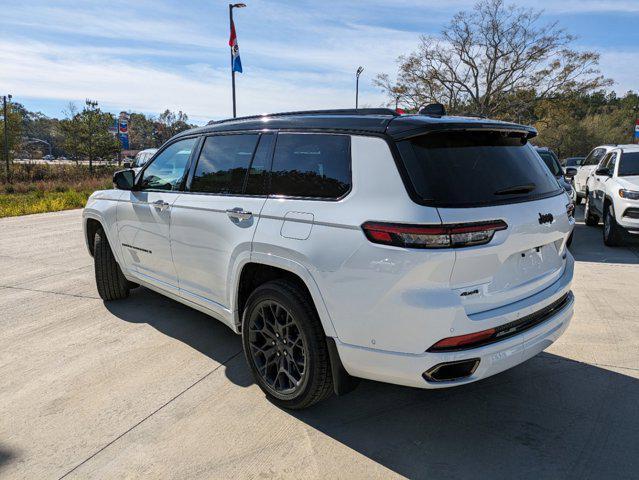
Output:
[{"xmin": 229, "ymin": 4, "xmax": 236, "ymax": 118}]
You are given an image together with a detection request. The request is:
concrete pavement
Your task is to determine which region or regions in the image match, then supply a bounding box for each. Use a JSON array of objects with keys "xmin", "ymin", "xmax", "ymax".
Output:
[{"xmin": 1, "ymin": 207, "xmax": 638, "ymax": 479}]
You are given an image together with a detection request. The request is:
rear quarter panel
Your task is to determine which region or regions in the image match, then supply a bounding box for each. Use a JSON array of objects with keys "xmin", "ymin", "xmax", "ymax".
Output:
[{"xmin": 252, "ymin": 135, "xmax": 457, "ymax": 354}]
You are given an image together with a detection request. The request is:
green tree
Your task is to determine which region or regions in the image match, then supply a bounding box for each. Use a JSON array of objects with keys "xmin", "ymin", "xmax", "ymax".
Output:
[
  {"xmin": 535, "ymin": 92, "xmax": 639, "ymax": 157},
  {"xmin": 59, "ymin": 100, "xmax": 120, "ymax": 173},
  {"xmin": 376, "ymin": 0, "xmax": 611, "ymax": 119},
  {"xmin": 128, "ymin": 112, "xmax": 157, "ymax": 150},
  {"xmin": 155, "ymin": 110, "xmax": 192, "ymax": 145}
]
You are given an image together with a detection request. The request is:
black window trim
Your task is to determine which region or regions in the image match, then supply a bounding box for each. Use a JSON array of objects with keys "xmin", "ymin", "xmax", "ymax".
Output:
[
  {"xmin": 266, "ymin": 131, "xmax": 353, "ymax": 202},
  {"xmin": 134, "ymin": 134, "xmax": 202, "ymax": 193}
]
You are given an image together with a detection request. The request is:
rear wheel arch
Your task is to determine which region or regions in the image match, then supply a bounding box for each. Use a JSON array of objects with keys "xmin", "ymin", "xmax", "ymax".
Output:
[{"xmin": 235, "ymin": 263, "xmax": 325, "ymax": 332}]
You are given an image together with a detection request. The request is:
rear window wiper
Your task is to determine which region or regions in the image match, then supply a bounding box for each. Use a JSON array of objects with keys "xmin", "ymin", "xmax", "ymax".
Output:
[{"xmin": 494, "ymin": 183, "xmax": 536, "ymax": 195}]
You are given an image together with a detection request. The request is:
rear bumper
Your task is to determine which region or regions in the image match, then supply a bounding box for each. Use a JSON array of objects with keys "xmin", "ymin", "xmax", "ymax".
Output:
[{"xmin": 336, "ymin": 287, "xmax": 574, "ymax": 390}]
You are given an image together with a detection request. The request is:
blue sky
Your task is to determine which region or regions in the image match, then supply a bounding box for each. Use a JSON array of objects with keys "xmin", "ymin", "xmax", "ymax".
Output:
[{"xmin": 1, "ymin": 0, "xmax": 638, "ymax": 124}]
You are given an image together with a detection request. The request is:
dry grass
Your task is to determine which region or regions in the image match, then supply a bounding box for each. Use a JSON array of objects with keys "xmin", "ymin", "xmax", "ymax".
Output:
[{"xmin": 0, "ymin": 163, "xmax": 116, "ymax": 218}]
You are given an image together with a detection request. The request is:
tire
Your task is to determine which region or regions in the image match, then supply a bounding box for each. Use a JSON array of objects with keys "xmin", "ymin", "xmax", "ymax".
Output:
[
  {"xmin": 94, "ymin": 227, "xmax": 130, "ymax": 301},
  {"xmin": 241, "ymin": 280, "xmax": 333, "ymax": 409},
  {"xmin": 603, "ymin": 204, "xmax": 623, "ymax": 247},
  {"xmin": 584, "ymin": 191, "xmax": 599, "ymax": 227}
]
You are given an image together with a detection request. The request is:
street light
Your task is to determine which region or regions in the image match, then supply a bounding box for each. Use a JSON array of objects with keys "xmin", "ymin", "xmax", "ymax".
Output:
[
  {"xmin": 355, "ymin": 66, "xmax": 364, "ymax": 109},
  {"xmin": 229, "ymin": 3, "xmax": 247, "ymax": 118}
]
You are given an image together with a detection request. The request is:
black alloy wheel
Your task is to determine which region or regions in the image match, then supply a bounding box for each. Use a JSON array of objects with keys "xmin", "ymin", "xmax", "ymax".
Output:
[{"xmin": 247, "ymin": 299, "xmax": 308, "ymax": 397}]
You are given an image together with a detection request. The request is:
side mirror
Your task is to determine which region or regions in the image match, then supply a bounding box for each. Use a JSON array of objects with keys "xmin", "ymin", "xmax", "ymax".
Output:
[
  {"xmin": 564, "ymin": 167, "xmax": 577, "ymax": 178},
  {"xmin": 123, "ymin": 161, "xmax": 132, "ymax": 168},
  {"xmin": 595, "ymin": 167, "xmax": 611, "ymax": 177},
  {"xmin": 113, "ymin": 169, "xmax": 135, "ymax": 190}
]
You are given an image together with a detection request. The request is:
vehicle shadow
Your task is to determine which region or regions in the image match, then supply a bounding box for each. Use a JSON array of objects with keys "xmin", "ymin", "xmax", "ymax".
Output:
[
  {"xmin": 0, "ymin": 445, "xmax": 18, "ymax": 473},
  {"xmin": 570, "ymin": 205, "xmax": 639, "ymax": 264},
  {"xmin": 290, "ymin": 353, "xmax": 639, "ymax": 479},
  {"xmin": 105, "ymin": 287, "xmax": 639, "ymax": 479},
  {"xmin": 104, "ymin": 287, "xmax": 251, "ymax": 388}
]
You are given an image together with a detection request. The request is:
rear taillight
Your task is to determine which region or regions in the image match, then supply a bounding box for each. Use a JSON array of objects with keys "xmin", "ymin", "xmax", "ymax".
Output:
[{"xmin": 361, "ymin": 220, "xmax": 507, "ymax": 249}]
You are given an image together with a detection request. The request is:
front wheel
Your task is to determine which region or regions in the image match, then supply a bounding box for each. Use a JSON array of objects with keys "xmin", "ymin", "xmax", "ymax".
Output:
[
  {"xmin": 241, "ymin": 280, "xmax": 333, "ymax": 409},
  {"xmin": 584, "ymin": 192, "xmax": 599, "ymax": 227},
  {"xmin": 94, "ymin": 227, "xmax": 130, "ymax": 300},
  {"xmin": 603, "ymin": 204, "xmax": 623, "ymax": 247}
]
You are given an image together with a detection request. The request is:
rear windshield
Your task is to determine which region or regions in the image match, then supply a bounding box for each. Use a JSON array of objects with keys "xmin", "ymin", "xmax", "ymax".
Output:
[
  {"xmin": 396, "ymin": 131, "xmax": 562, "ymax": 207},
  {"xmin": 619, "ymin": 152, "xmax": 639, "ymax": 176}
]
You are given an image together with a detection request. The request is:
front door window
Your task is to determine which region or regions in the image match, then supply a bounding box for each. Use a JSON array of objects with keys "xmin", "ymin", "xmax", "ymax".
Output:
[{"xmin": 140, "ymin": 138, "xmax": 197, "ymax": 191}]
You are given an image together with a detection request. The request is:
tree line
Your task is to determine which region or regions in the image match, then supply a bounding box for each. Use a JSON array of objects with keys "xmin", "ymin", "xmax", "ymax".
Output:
[{"xmin": 1, "ymin": 100, "xmax": 194, "ymax": 164}]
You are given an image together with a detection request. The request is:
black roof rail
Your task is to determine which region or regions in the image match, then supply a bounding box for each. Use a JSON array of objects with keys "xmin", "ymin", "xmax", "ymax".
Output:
[{"xmin": 207, "ymin": 108, "xmax": 399, "ymax": 125}]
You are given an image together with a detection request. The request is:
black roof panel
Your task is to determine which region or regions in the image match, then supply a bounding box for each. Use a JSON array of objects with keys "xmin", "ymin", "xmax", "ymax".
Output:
[{"xmin": 174, "ymin": 110, "xmax": 537, "ymax": 140}]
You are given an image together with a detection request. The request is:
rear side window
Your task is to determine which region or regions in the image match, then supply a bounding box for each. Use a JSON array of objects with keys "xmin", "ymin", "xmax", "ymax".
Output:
[
  {"xmin": 190, "ymin": 134, "xmax": 259, "ymax": 194},
  {"xmin": 397, "ymin": 131, "xmax": 562, "ymax": 207},
  {"xmin": 270, "ymin": 134, "xmax": 351, "ymax": 199}
]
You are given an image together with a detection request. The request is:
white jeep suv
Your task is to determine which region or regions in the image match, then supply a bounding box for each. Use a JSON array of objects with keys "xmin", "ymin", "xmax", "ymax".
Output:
[
  {"xmin": 83, "ymin": 108, "xmax": 575, "ymax": 409},
  {"xmin": 584, "ymin": 145, "xmax": 639, "ymax": 245}
]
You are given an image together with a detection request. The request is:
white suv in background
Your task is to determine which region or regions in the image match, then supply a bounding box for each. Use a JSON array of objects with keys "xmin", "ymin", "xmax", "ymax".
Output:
[
  {"xmin": 573, "ymin": 144, "xmax": 635, "ymax": 204},
  {"xmin": 83, "ymin": 108, "xmax": 575, "ymax": 409},
  {"xmin": 584, "ymin": 145, "xmax": 639, "ymax": 245}
]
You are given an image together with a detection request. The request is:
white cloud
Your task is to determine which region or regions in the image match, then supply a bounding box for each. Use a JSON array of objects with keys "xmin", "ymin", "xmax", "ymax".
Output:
[{"xmin": 0, "ymin": 41, "xmax": 388, "ymax": 123}]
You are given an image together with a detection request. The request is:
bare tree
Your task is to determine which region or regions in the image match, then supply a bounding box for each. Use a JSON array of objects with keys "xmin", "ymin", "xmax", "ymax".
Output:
[{"xmin": 375, "ymin": 0, "xmax": 612, "ymax": 118}]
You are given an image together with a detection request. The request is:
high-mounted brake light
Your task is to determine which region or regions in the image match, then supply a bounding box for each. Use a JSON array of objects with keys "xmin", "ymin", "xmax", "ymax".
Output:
[{"xmin": 361, "ymin": 220, "xmax": 507, "ymax": 249}]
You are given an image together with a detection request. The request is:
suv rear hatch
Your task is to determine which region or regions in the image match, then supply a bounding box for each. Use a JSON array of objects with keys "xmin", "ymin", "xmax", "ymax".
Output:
[{"xmin": 396, "ymin": 128, "xmax": 571, "ymax": 314}]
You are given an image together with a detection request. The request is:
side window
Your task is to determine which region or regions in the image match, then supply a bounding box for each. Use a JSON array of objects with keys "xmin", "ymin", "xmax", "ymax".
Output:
[
  {"xmin": 585, "ymin": 148, "xmax": 604, "ymax": 166},
  {"xmin": 190, "ymin": 134, "xmax": 259, "ymax": 194},
  {"xmin": 245, "ymin": 133, "xmax": 275, "ymax": 196},
  {"xmin": 270, "ymin": 134, "xmax": 351, "ymax": 199},
  {"xmin": 140, "ymin": 138, "xmax": 197, "ymax": 191}
]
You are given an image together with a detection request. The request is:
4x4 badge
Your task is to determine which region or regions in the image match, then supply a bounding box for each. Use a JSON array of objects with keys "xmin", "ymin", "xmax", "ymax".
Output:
[{"xmin": 538, "ymin": 213, "xmax": 554, "ymax": 225}]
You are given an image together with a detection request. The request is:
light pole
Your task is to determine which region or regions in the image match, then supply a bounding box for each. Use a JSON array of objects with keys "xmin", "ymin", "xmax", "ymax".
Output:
[
  {"xmin": 355, "ymin": 67, "xmax": 363, "ymax": 109},
  {"xmin": 229, "ymin": 3, "xmax": 246, "ymax": 118},
  {"xmin": 3, "ymin": 94, "xmax": 12, "ymax": 182}
]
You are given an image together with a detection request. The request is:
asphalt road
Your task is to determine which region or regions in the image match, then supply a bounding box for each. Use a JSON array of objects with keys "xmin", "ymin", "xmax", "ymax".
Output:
[{"xmin": 1, "ymin": 207, "xmax": 638, "ymax": 479}]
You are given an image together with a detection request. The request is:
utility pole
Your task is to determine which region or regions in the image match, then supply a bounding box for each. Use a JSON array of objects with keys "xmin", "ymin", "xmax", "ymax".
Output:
[
  {"xmin": 3, "ymin": 94, "xmax": 11, "ymax": 182},
  {"xmin": 355, "ymin": 67, "xmax": 363, "ymax": 109}
]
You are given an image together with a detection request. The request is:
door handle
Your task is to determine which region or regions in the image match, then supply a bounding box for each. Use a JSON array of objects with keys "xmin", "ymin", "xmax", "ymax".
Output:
[
  {"xmin": 152, "ymin": 200, "xmax": 170, "ymax": 212},
  {"xmin": 226, "ymin": 208, "xmax": 252, "ymax": 220}
]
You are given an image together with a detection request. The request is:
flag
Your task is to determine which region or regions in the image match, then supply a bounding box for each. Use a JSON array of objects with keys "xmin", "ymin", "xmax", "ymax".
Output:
[{"xmin": 229, "ymin": 19, "xmax": 242, "ymax": 73}]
